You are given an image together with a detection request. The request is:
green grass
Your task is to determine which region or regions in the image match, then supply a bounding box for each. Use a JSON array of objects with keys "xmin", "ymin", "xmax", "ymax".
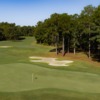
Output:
[
  {"xmin": 1, "ymin": 63, "xmax": 100, "ymax": 93},
  {"xmin": 0, "ymin": 37, "xmax": 100, "ymax": 100},
  {"xmin": 0, "ymin": 89, "xmax": 100, "ymax": 100}
]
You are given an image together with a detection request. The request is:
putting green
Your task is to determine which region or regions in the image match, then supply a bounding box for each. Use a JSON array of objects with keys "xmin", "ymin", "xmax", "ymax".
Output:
[{"xmin": 0, "ymin": 63, "xmax": 100, "ymax": 93}]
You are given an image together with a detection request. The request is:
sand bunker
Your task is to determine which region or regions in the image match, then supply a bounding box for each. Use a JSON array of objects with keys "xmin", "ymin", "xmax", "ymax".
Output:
[
  {"xmin": 0, "ymin": 46, "xmax": 12, "ymax": 48},
  {"xmin": 29, "ymin": 56, "xmax": 73, "ymax": 66}
]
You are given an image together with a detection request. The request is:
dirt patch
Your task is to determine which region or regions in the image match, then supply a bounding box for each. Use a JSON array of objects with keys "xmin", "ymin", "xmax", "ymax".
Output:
[{"xmin": 29, "ymin": 56, "xmax": 73, "ymax": 66}]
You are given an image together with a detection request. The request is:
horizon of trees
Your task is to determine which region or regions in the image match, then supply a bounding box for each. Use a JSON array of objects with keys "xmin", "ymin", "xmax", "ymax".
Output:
[
  {"xmin": 0, "ymin": 22, "xmax": 34, "ymax": 40},
  {"xmin": 35, "ymin": 5, "xmax": 100, "ymax": 60},
  {"xmin": 0, "ymin": 4, "xmax": 100, "ymax": 60}
]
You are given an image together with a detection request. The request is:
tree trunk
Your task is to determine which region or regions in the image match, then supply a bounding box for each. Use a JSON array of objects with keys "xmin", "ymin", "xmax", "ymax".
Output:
[
  {"xmin": 62, "ymin": 36, "xmax": 65, "ymax": 56},
  {"xmin": 55, "ymin": 36, "xmax": 58, "ymax": 55},
  {"xmin": 88, "ymin": 26, "xmax": 91, "ymax": 58},
  {"xmin": 89, "ymin": 39, "xmax": 91, "ymax": 58},
  {"xmin": 67, "ymin": 38, "xmax": 69, "ymax": 53},
  {"xmin": 73, "ymin": 32, "xmax": 76, "ymax": 55},
  {"xmin": 74, "ymin": 42, "xmax": 76, "ymax": 55}
]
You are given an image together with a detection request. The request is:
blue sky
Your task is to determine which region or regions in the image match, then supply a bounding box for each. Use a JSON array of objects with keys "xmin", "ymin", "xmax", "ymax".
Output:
[{"xmin": 0, "ymin": 0, "xmax": 100, "ymax": 26}]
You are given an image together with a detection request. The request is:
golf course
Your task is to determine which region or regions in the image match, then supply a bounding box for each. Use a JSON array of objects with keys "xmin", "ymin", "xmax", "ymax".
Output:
[{"xmin": 0, "ymin": 37, "xmax": 100, "ymax": 100}]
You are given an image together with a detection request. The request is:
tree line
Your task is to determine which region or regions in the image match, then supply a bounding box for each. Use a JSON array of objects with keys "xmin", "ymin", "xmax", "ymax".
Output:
[
  {"xmin": 34, "ymin": 5, "xmax": 100, "ymax": 60},
  {"xmin": 0, "ymin": 5, "xmax": 100, "ymax": 60},
  {"xmin": 0, "ymin": 22, "xmax": 34, "ymax": 40}
]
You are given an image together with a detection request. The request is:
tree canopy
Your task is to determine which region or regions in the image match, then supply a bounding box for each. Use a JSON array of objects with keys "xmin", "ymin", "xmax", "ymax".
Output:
[
  {"xmin": 34, "ymin": 5, "xmax": 100, "ymax": 60},
  {"xmin": 0, "ymin": 22, "xmax": 34, "ymax": 41}
]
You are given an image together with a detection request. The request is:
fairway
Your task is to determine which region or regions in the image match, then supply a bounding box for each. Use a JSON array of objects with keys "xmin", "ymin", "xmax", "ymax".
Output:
[
  {"xmin": 0, "ymin": 63, "xmax": 100, "ymax": 93},
  {"xmin": 0, "ymin": 37, "xmax": 100, "ymax": 100}
]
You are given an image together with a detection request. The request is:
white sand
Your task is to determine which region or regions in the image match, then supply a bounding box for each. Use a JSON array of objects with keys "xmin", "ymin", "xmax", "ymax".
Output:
[
  {"xmin": 0, "ymin": 46, "xmax": 12, "ymax": 48},
  {"xmin": 29, "ymin": 56, "xmax": 73, "ymax": 66}
]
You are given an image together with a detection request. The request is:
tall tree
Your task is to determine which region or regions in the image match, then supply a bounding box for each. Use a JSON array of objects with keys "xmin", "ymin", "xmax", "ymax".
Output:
[
  {"xmin": 58, "ymin": 13, "xmax": 71, "ymax": 55},
  {"xmin": 70, "ymin": 14, "xmax": 79, "ymax": 55},
  {"xmin": 50, "ymin": 13, "xmax": 60, "ymax": 55},
  {"xmin": 80, "ymin": 5, "xmax": 95, "ymax": 58}
]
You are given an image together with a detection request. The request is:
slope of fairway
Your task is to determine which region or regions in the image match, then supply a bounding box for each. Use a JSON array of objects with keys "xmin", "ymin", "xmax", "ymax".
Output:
[
  {"xmin": 0, "ymin": 63, "xmax": 100, "ymax": 93},
  {"xmin": 1, "ymin": 89, "xmax": 100, "ymax": 100},
  {"xmin": 0, "ymin": 37, "xmax": 100, "ymax": 100}
]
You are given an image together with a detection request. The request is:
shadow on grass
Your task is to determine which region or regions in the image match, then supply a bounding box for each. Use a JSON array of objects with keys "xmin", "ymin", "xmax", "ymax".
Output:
[
  {"xmin": 11, "ymin": 37, "xmax": 26, "ymax": 42},
  {"xmin": 18, "ymin": 37, "xmax": 25, "ymax": 40},
  {"xmin": 50, "ymin": 48, "xmax": 100, "ymax": 62},
  {"xmin": 92, "ymin": 54, "xmax": 100, "ymax": 62},
  {"xmin": 49, "ymin": 47, "xmax": 62, "ymax": 53}
]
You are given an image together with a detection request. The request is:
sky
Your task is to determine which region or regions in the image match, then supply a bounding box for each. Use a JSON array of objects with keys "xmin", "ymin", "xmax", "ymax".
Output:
[{"xmin": 0, "ymin": 0, "xmax": 100, "ymax": 26}]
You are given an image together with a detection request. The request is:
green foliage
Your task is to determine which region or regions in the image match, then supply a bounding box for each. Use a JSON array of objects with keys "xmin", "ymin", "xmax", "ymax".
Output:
[
  {"xmin": 0, "ymin": 22, "xmax": 34, "ymax": 41},
  {"xmin": 34, "ymin": 5, "xmax": 100, "ymax": 58}
]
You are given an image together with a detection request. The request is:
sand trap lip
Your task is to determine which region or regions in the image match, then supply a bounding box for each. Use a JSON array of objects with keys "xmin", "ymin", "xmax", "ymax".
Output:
[
  {"xmin": 0, "ymin": 46, "xmax": 12, "ymax": 48},
  {"xmin": 29, "ymin": 56, "xmax": 73, "ymax": 66}
]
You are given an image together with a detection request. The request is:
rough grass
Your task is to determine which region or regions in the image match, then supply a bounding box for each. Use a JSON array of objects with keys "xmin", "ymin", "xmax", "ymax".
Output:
[
  {"xmin": 0, "ymin": 37, "xmax": 100, "ymax": 100},
  {"xmin": 0, "ymin": 89, "xmax": 100, "ymax": 100}
]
